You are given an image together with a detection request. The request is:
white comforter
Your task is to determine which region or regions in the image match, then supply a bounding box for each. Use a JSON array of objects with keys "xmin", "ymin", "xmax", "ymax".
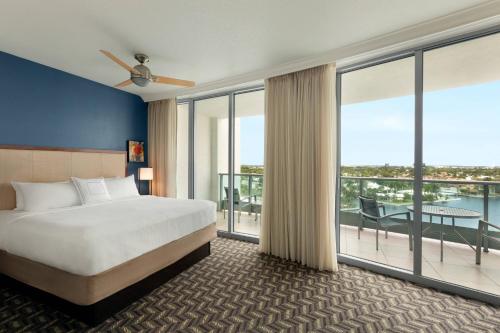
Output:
[{"xmin": 0, "ymin": 196, "xmax": 216, "ymax": 276}]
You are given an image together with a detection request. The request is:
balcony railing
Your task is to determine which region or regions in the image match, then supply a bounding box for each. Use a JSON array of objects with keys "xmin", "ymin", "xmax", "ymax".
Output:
[
  {"xmin": 215, "ymin": 173, "xmax": 500, "ymax": 249},
  {"xmin": 341, "ymin": 176, "xmax": 500, "ymax": 251},
  {"xmin": 218, "ymin": 173, "xmax": 263, "ymax": 212}
]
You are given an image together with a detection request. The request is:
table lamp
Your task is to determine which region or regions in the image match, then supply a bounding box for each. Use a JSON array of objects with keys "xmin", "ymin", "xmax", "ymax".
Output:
[{"xmin": 138, "ymin": 167, "xmax": 154, "ymax": 194}]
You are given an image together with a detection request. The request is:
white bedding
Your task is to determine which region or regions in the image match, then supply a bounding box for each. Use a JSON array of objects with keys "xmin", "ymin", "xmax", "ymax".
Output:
[{"xmin": 0, "ymin": 196, "xmax": 216, "ymax": 276}]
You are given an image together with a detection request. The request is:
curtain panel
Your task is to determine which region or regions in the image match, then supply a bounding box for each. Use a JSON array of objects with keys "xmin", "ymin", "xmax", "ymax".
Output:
[
  {"xmin": 148, "ymin": 99, "xmax": 177, "ymax": 197},
  {"xmin": 260, "ymin": 64, "xmax": 337, "ymax": 271}
]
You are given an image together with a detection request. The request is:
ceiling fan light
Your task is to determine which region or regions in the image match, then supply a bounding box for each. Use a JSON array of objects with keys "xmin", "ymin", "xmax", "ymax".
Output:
[
  {"xmin": 131, "ymin": 77, "xmax": 151, "ymax": 87},
  {"xmin": 100, "ymin": 51, "xmax": 194, "ymax": 88}
]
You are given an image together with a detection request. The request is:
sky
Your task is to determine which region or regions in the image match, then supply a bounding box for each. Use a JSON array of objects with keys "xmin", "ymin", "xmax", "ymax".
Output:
[
  {"xmin": 239, "ymin": 115, "xmax": 265, "ymax": 165},
  {"xmin": 341, "ymin": 80, "xmax": 500, "ymax": 167},
  {"xmin": 237, "ymin": 80, "xmax": 500, "ymax": 167}
]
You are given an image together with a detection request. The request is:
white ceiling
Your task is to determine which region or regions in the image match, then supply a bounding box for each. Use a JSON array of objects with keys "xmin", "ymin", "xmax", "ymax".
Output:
[
  {"xmin": 0, "ymin": 0, "xmax": 498, "ymax": 101},
  {"xmin": 342, "ymin": 31, "xmax": 500, "ymax": 105},
  {"xmin": 193, "ymin": 90, "xmax": 265, "ymax": 119}
]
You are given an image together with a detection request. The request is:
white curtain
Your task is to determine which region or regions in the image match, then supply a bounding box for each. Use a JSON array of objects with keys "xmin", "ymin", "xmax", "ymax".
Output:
[
  {"xmin": 259, "ymin": 64, "xmax": 338, "ymax": 271},
  {"xmin": 148, "ymin": 99, "xmax": 177, "ymax": 197}
]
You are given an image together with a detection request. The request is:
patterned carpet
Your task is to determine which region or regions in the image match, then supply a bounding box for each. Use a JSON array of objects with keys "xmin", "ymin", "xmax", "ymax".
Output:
[{"xmin": 1, "ymin": 237, "xmax": 499, "ymax": 332}]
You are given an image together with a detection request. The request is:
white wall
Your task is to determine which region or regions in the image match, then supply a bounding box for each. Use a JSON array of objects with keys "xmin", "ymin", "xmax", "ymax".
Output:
[
  {"xmin": 176, "ymin": 104, "xmax": 189, "ymax": 199},
  {"xmin": 194, "ymin": 111, "xmax": 213, "ymax": 201},
  {"xmin": 217, "ymin": 118, "xmax": 241, "ymax": 174},
  {"xmin": 216, "ymin": 118, "xmax": 241, "ymax": 198},
  {"xmin": 194, "ymin": 113, "xmax": 242, "ymax": 203}
]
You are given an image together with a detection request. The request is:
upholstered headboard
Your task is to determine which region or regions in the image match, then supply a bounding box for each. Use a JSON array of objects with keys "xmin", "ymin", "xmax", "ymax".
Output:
[{"xmin": 0, "ymin": 145, "xmax": 127, "ymax": 210}]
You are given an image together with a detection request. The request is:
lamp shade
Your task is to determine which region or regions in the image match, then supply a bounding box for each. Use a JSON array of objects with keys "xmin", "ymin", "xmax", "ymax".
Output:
[{"xmin": 139, "ymin": 167, "xmax": 154, "ymax": 181}]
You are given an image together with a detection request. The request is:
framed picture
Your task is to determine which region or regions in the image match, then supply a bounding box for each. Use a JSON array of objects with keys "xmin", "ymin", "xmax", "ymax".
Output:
[{"xmin": 128, "ymin": 140, "xmax": 144, "ymax": 162}]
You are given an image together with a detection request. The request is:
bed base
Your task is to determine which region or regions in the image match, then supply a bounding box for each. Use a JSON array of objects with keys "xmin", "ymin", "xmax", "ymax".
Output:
[{"xmin": 0, "ymin": 242, "xmax": 210, "ymax": 326}]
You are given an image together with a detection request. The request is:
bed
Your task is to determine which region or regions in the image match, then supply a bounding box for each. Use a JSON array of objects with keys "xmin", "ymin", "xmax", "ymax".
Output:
[{"xmin": 0, "ymin": 145, "xmax": 217, "ymax": 325}]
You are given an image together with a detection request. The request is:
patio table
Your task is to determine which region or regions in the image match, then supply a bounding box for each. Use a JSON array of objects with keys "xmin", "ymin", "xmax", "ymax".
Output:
[
  {"xmin": 250, "ymin": 198, "xmax": 262, "ymax": 222},
  {"xmin": 407, "ymin": 205, "xmax": 481, "ymax": 262}
]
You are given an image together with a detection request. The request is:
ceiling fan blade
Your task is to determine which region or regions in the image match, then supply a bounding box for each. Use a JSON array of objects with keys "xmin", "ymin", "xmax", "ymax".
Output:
[
  {"xmin": 152, "ymin": 75, "xmax": 195, "ymax": 87},
  {"xmin": 114, "ymin": 79, "xmax": 133, "ymax": 88},
  {"xmin": 100, "ymin": 50, "xmax": 140, "ymax": 75}
]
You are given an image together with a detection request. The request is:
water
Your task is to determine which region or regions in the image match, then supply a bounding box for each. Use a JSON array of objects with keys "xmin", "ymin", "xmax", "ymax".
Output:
[
  {"xmin": 439, "ymin": 196, "xmax": 500, "ymax": 228},
  {"xmin": 384, "ymin": 196, "xmax": 500, "ymax": 228}
]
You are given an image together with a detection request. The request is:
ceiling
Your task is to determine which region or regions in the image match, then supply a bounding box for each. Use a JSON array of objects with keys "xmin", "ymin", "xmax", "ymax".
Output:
[
  {"xmin": 0, "ymin": 0, "xmax": 497, "ymax": 101},
  {"xmin": 342, "ymin": 31, "xmax": 500, "ymax": 105},
  {"xmin": 193, "ymin": 90, "xmax": 265, "ymax": 119}
]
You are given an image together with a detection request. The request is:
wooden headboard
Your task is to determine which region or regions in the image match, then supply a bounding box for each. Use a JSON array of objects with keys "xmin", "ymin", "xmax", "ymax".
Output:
[{"xmin": 0, "ymin": 145, "xmax": 127, "ymax": 210}]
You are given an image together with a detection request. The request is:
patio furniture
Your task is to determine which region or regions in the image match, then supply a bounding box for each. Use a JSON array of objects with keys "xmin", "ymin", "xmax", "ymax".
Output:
[
  {"xmin": 222, "ymin": 187, "xmax": 254, "ymax": 223},
  {"xmin": 250, "ymin": 198, "xmax": 262, "ymax": 223},
  {"xmin": 359, "ymin": 196, "xmax": 413, "ymax": 251},
  {"xmin": 476, "ymin": 219, "xmax": 500, "ymax": 265},
  {"xmin": 407, "ymin": 205, "xmax": 481, "ymax": 262}
]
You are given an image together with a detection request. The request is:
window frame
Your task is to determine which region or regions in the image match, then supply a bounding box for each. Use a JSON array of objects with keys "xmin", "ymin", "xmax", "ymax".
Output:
[{"xmin": 336, "ymin": 25, "xmax": 500, "ymax": 306}]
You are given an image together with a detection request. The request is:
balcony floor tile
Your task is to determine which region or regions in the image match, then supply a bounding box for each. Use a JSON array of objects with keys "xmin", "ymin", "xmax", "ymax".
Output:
[{"xmin": 340, "ymin": 225, "xmax": 500, "ymax": 295}]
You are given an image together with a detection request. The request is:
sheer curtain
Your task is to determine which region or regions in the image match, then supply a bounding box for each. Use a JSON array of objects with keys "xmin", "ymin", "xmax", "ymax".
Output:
[
  {"xmin": 260, "ymin": 64, "xmax": 337, "ymax": 271},
  {"xmin": 148, "ymin": 99, "xmax": 177, "ymax": 197}
]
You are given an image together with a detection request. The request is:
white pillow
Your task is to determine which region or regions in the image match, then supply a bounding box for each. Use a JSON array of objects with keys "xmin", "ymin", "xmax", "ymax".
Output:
[
  {"xmin": 11, "ymin": 181, "xmax": 81, "ymax": 212},
  {"xmin": 71, "ymin": 177, "xmax": 111, "ymax": 204},
  {"xmin": 11, "ymin": 182, "xmax": 25, "ymax": 210},
  {"xmin": 105, "ymin": 175, "xmax": 139, "ymax": 200}
]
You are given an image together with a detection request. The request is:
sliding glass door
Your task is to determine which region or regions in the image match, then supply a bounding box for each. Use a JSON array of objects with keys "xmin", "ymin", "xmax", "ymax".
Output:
[
  {"xmin": 338, "ymin": 28, "xmax": 500, "ymax": 303},
  {"xmin": 189, "ymin": 89, "xmax": 264, "ymax": 238},
  {"xmin": 232, "ymin": 90, "xmax": 265, "ymax": 236},
  {"xmin": 422, "ymin": 32, "xmax": 500, "ymax": 295},
  {"xmin": 339, "ymin": 56, "xmax": 415, "ymax": 271},
  {"xmin": 194, "ymin": 96, "xmax": 230, "ymax": 231}
]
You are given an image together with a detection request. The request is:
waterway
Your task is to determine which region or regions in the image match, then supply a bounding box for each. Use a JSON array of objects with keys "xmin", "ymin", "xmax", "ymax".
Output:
[{"xmin": 383, "ymin": 196, "xmax": 500, "ymax": 229}]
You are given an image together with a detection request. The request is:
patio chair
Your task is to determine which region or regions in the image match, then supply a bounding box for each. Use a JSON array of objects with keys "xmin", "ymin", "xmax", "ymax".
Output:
[
  {"xmin": 223, "ymin": 187, "xmax": 253, "ymax": 223},
  {"xmin": 475, "ymin": 219, "xmax": 500, "ymax": 265},
  {"xmin": 359, "ymin": 196, "xmax": 413, "ymax": 251}
]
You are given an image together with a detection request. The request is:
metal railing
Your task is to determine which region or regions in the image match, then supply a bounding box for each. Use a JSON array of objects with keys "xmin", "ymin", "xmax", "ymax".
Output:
[
  {"xmin": 477, "ymin": 220, "xmax": 500, "ymax": 264},
  {"xmin": 215, "ymin": 173, "xmax": 500, "ymax": 250},
  {"xmin": 341, "ymin": 176, "xmax": 500, "ymax": 251},
  {"xmin": 218, "ymin": 173, "xmax": 264, "ymax": 211}
]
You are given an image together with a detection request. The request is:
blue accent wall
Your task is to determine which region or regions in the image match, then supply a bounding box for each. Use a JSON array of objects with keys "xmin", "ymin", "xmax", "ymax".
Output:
[{"xmin": 0, "ymin": 51, "xmax": 149, "ymax": 192}]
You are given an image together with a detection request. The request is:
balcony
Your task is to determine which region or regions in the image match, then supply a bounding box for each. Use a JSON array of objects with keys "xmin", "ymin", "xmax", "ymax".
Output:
[
  {"xmin": 216, "ymin": 173, "xmax": 262, "ymax": 236},
  {"xmin": 341, "ymin": 176, "xmax": 500, "ymax": 295}
]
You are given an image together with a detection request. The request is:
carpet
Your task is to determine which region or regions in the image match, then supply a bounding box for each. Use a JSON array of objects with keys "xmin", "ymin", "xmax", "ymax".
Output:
[{"xmin": 1, "ymin": 237, "xmax": 499, "ymax": 332}]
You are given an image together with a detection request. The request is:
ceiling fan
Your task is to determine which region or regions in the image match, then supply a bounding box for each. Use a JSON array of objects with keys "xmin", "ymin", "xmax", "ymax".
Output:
[{"xmin": 99, "ymin": 50, "xmax": 195, "ymax": 88}]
